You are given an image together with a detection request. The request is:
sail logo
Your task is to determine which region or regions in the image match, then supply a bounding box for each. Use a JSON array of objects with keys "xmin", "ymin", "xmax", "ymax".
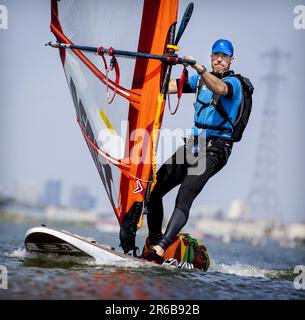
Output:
[
  {"xmin": 293, "ymin": 265, "xmax": 305, "ymax": 289},
  {"xmin": 293, "ymin": 5, "xmax": 305, "ymax": 29},
  {"xmin": 0, "ymin": 265, "xmax": 8, "ymax": 290},
  {"xmin": 0, "ymin": 5, "xmax": 8, "ymax": 30},
  {"xmin": 133, "ymin": 180, "xmax": 143, "ymax": 194}
]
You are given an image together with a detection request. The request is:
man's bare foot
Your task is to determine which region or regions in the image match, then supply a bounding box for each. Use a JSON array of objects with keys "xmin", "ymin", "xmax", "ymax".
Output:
[{"xmin": 152, "ymin": 245, "xmax": 164, "ymax": 257}]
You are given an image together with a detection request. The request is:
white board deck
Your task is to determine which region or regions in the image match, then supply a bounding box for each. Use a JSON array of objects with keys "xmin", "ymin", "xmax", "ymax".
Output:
[{"xmin": 24, "ymin": 226, "xmax": 144, "ymax": 264}]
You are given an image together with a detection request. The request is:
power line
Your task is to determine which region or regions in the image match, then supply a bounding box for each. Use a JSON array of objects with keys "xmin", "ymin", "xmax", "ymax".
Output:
[{"xmin": 247, "ymin": 47, "xmax": 290, "ymax": 221}]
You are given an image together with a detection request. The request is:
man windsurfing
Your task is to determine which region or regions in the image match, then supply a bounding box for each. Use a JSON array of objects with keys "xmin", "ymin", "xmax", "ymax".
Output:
[{"xmin": 142, "ymin": 39, "xmax": 254, "ymax": 264}]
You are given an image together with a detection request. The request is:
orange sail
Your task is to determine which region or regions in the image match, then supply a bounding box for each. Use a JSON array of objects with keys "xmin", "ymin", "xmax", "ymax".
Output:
[{"xmin": 50, "ymin": 0, "xmax": 180, "ymax": 253}]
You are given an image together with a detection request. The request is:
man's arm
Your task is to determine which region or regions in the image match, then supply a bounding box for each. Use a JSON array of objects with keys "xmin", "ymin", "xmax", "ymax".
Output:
[
  {"xmin": 199, "ymin": 68, "xmax": 228, "ymax": 96},
  {"xmin": 184, "ymin": 57, "xmax": 229, "ymax": 96}
]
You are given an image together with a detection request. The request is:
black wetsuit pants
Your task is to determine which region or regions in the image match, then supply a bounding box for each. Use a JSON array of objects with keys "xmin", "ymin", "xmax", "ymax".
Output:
[{"xmin": 146, "ymin": 138, "xmax": 233, "ymax": 250}]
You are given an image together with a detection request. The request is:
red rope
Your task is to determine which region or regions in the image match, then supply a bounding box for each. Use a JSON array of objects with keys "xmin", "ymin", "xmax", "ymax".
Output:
[
  {"xmin": 168, "ymin": 67, "xmax": 188, "ymax": 115},
  {"xmin": 97, "ymin": 46, "xmax": 120, "ymax": 104}
]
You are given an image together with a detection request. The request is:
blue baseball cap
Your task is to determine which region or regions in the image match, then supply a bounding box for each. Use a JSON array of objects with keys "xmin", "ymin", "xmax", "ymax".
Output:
[{"xmin": 211, "ymin": 39, "xmax": 234, "ymax": 56}]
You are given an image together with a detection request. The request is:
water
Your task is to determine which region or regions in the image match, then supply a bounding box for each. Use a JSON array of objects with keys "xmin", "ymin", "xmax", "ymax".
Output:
[{"xmin": 0, "ymin": 220, "xmax": 305, "ymax": 300}]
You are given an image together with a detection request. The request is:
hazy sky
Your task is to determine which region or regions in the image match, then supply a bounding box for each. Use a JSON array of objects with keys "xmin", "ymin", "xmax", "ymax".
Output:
[{"xmin": 1, "ymin": 0, "xmax": 305, "ymax": 222}]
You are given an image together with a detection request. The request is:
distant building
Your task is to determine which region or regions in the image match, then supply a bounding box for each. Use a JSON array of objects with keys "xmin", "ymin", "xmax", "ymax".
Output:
[
  {"xmin": 70, "ymin": 186, "xmax": 96, "ymax": 210},
  {"xmin": 196, "ymin": 205, "xmax": 224, "ymax": 220},
  {"xmin": 40, "ymin": 180, "xmax": 62, "ymax": 207},
  {"xmin": 45, "ymin": 206, "xmax": 98, "ymax": 223},
  {"xmin": 227, "ymin": 199, "xmax": 250, "ymax": 221},
  {"xmin": 15, "ymin": 181, "xmax": 39, "ymax": 205}
]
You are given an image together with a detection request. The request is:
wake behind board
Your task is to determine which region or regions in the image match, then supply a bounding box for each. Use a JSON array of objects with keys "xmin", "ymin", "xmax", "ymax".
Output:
[{"xmin": 24, "ymin": 226, "xmax": 145, "ymax": 265}]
